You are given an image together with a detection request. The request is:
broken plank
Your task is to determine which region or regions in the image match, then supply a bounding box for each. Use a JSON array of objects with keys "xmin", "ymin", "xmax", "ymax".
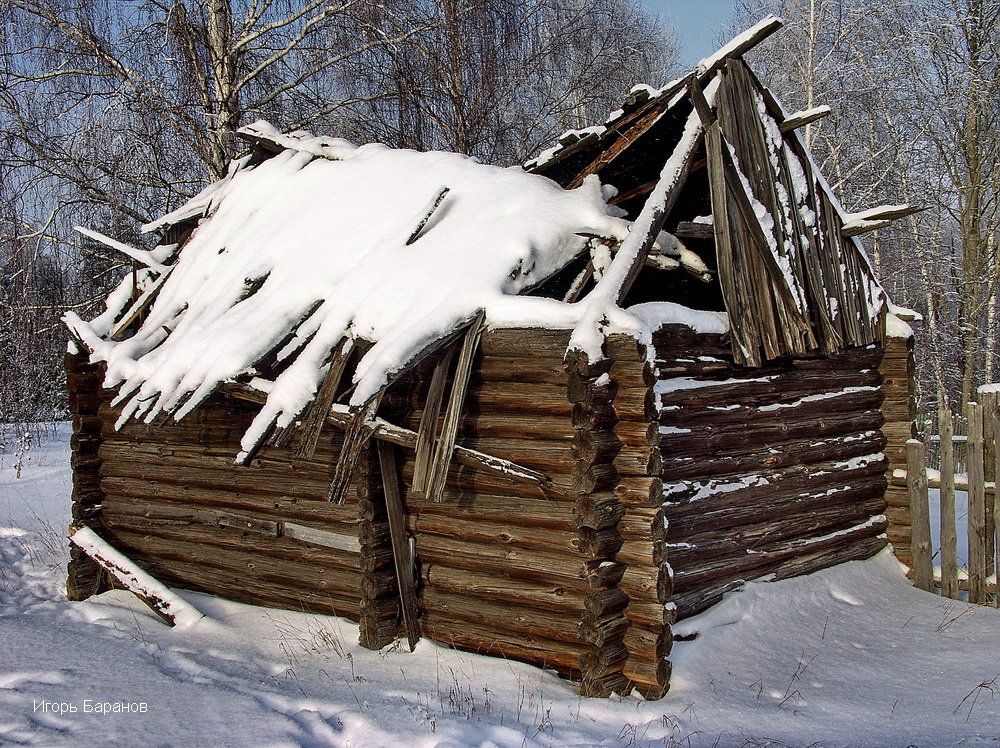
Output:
[
  {"xmin": 69, "ymin": 525, "xmax": 205, "ymax": 627},
  {"xmin": 377, "ymin": 441, "xmax": 421, "ymax": 651},
  {"xmin": 426, "ymin": 312, "xmax": 487, "ymax": 502}
]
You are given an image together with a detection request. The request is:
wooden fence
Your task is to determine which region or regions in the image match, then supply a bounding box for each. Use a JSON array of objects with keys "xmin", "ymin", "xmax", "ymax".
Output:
[{"xmin": 903, "ymin": 385, "xmax": 1000, "ymax": 604}]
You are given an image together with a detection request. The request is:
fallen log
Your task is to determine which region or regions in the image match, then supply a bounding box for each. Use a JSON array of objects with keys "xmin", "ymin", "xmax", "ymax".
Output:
[{"xmin": 69, "ymin": 525, "xmax": 205, "ymax": 627}]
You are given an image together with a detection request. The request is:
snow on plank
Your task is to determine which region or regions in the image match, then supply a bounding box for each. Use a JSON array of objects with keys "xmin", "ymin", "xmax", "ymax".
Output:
[{"xmin": 69, "ymin": 526, "xmax": 206, "ymax": 628}]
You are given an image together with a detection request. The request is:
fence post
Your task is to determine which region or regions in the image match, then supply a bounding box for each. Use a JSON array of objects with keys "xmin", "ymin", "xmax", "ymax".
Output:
[
  {"xmin": 968, "ymin": 402, "xmax": 988, "ymax": 604},
  {"xmin": 980, "ymin": 387, "xmax": 1000, "ymax": 606},
  {"xmin": 939, "ymin": 404, "xmax": 958, "ymax": 598},
  {"xmin": 907, "ymin": 439, "xmax": 933, "ymax": 591}
]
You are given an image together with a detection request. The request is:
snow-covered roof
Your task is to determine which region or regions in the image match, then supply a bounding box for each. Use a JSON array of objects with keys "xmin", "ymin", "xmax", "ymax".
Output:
[{"xmin": 65, "ymin": 130, "xmax": 690, "ymax": 459}]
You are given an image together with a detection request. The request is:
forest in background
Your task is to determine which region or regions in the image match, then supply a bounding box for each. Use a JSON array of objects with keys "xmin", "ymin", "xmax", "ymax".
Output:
[{"xmin": 1, "ymin": 0, "xmax": 997, "ymax": 438}]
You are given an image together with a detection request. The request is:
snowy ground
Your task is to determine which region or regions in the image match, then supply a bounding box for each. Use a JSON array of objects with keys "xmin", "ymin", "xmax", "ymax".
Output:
[{"xmin": 2, "ymin": 425, "xmax": 1000, "ymax": 747}]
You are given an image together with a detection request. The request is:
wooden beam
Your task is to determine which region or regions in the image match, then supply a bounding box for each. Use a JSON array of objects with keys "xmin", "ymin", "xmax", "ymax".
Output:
[
  {"xmin": 377, "ymin": 441, "xmax": 421, "ymax": 651},
  {"xmin": 281, "ymin": 522, "xmax": 361, "ymax": 553},
  {"xmin": 778, "ymin": 105, "xmax": 831, "ymax": 132},
  {"xmin": 938, "ymin": 404, "xmax": 959, "ymax": 599},
  {"xmin": 69, "ymin": 526, "xmax": 205, "ymax": 627},
  {"xmin": 295, "ymin": 339, "xmax": 354, "ymax": 459},
  {"xmin": 327, "ymin": 393, "xmax": 383, "ymax": 504},
  {"xmin": 719, "ymin": 138, "xmax": 813, "ymax": 340},
  {"xmin": 75, "ymin": 226, "xmax": 170, "ymax": 273},
  {"xmin": 968, "ymin": 402, "xmax": 988, "ymax": 604},
  {"xmin": 406, "ymin": 186, "xmax": 450, "ymax": 245},
  {"xmin": 842, "ymin": 205, "xmax": 926, "ymax": 236},
  {"xmin": 906, "ymin": 439, "xmax": 933, "ymax": 592},
  {"xmin": 109, "ymin": 269, "xmax": 174, "ymax": 340},
  {"xmin": 687, "ymin": 77, "xmax": 716, "ymax": 127},
  {"xmin": 221, "ymin": 383, "xmax": 556, "ymax": 494},
  {"xmin": 694, "ymin": 15, "xmax": 785, "ymax": 81},
  {"xmin": 673, "ymin": 221, "xmax": 714, "ymax": 240}
]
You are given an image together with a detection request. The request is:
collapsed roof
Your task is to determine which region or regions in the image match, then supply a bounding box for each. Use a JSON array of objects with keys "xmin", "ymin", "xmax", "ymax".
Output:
[{"xmin": 64, "ymin": 16, "xmax": 910, "ymax": 481}]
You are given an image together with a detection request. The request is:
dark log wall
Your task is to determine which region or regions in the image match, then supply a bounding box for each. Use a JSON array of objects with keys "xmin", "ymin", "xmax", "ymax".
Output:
[
  {"xmin": 879, "ymin": 334, "xmax": 916, "ymax": 566},
  {"xmin": 653, "ymin": 325, "xmax": 890, "ymax": 622},
  {"xmin": 66, "ymin": 324, "xmax": 896, "ymax": 701},
  {"xmin": 390, "ymin": 329, "xmax": 652, "ymax": 696},
  {"xmin": 93, "ymin": 395, "xmax": 368, "ymax": 624},
  {"xmin": 65, "ymin": 350, "xmax": 110, "ymax": 600}
]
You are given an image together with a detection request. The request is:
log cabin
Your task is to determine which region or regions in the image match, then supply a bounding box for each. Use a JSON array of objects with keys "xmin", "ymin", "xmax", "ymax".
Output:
[{"xmin": 64, "ymin": 17, "xmax": 918, "ymax": 700}]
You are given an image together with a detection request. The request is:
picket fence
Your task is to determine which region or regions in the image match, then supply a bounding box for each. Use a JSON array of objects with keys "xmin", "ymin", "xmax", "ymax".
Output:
[{"xmin": 902, "ymin": 385, "xmax": 1000, "ymax": 603}]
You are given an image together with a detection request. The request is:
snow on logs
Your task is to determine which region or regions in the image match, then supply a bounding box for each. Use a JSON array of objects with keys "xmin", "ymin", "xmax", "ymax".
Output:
[{"xmin": 653, "ymin": 325, "xmax": 889, "ymax": 622}]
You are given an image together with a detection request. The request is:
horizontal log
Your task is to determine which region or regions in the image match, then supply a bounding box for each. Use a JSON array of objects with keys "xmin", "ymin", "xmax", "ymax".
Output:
[
  {"xmin": 99, "ymin": 475, "xmax": 359, "ymax": 525},
  {"xmin": 101, "ymin": 504, "xmax": 363, "ymax": 572},
  {"xmin": 414, "ymin": 534, "xmax": 592, "ymax": 588},
  {"xmin": 667, "ymin": 495, "xmax": 886, "ymax": 570},
  {"xmin": 658, "ymin": 387, "xmax": 883, "ymax": 429},
  {"xmin": 663, "ymin": 468, "xmax": 887, "ymax": 531},
  {"xmin": 103, "ymin": 526, "xmax": 365, "ymax": 603},
  {"xmin": 478, "ymin": 328, "xmax": 571, "ymax": 358},
  {"xmin": 615, "ymin": 476, "xmax": 663, "ymax": 506},
  {"xmin": 672, "ymin": 534, "xmax": 886, "ymax": 621},
  {"xmin": 619, "ymin": 564, "xmax": 671, "ymax": 603},
  {"xmin": 617, "ymin": 506, "xmax": 665, "ymax": 542},
  {"xmin": 420, "ymin": 587, "xmax": 586, "ymax": 645},
  {"xmin": 656, "ymin": 370, "xmax": 882, "ymax": 411},
  {"xmin": 123, "ymin": 551, "xmax": 362, "ymax": 621},
  {"xmin": 100, "ymin": 455, "xmax": 361, "ymax": 503},
  {"xmin": 414, "ymin": 493, "xmax": 576, "ymax": 530},
  {"xmin": 411, "ymin": 513, "xmax": 613, "ymax": 558},
  {"xmin": 658, "ymin": 411, "xmax": 885, "ymax": 458},
  {"xmin": 420, "ymin": 614, "xmax": 583, "ymax": 678},
  {"xmin": 422, "ymin": 564, "xmax": 588, "ymax": 613},
  {"xmin": 672, "ymin": 515, "xmax": 886, "ymax": 593},
  {"xmin": 660, "ymin": 430, "xmax": 885, "ymax": 481}
]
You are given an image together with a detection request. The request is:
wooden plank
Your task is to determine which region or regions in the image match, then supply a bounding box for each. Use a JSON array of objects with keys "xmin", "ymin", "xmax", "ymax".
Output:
[
  {"xmin": 377, "ymin": 442, "xmax": 421, "ymax": 651},
  {"xmin": 991, "ymin": 391, "xmax": 1000, "ymax": 607},
  {"xmin": 968, "ymin": 402, "xmax": 988, "ymax": 604},
  {"xmin": 295, "ymin": 338, "xmax": 353, "ymax": 459},
  {"xmin": 328, "ymin": 393, "xmax": 384, "ymax": 504},
  {"xmin": 406, "ymin": 186, "xmax": 450, "ymax": 245},
  {"xmin": 841, "ymin": 205, "xmax": 925, "ymax": 236},
  {"xmin": 705, "ymin": 121, "xmax": 757, "ymax": 366},
  {"xmin": 282, "ymin": 522, "xmax": 361, "ymax": 553},
  {"xmin": 778, "ymin": 105, "xmax": 831, "ymax": 132},
  {"xmin": 906, "ymin": 439, "xmax": 933, "ymax": 591},
  {"xmin": 426, "ymin": 313, "xmax": 486, "ymax": 502},
  {"xmin": 412, "ymin": 349, "xmax": 455, "ymax": 493},
  {"xmin": 939, "ymin": 405, "xmax": 959, "ymax": 599},
  {"xmin": 719, "ymin": 136, "xmax": 814, "ymax": 349},
  {"xmin": 615, "ymin": 115, "xmax": 704, "ymax": 305},
  {"xmin": 215, "ymin": 511, "xmax": 280, "ymax": 537},
  {"xmin": 70, "ymin": 526, "xmax": 205, "ymax": 627}
]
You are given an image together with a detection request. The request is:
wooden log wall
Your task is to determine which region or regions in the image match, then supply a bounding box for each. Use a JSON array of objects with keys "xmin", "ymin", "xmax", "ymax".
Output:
[
  {"xmin": 879, "ymin": 333, "xmax": 916, "ymax": 566},
  {"xmin": 388, "ymin": 328, "xmax": 668, "ymax": 697},
  {"xmin": 66, "ymin": 350, "xmax": 110, "ymax": 600},
  {"xmin": 653, "ymin": 324, "xmax": 890, "ymax": 622},
  {"xmin": 93, "ymin": 394, "xmax": 369, "ymax": 624},
  {"xmin": 67, "ymin": 323, "xmax": 897, "ymax": 700}
]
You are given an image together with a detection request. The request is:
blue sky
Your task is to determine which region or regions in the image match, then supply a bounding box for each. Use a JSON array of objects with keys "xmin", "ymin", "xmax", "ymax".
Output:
[{"xmin": 639, "ymin": 0, "xmax": 738, "ymax": 67}]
